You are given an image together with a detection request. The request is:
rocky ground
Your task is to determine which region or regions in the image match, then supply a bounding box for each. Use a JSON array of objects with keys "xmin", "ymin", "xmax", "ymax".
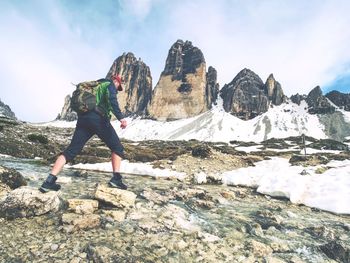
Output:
[{"xmin": 0, "ymin": 118, "xmax": 350, "ymax": 262}]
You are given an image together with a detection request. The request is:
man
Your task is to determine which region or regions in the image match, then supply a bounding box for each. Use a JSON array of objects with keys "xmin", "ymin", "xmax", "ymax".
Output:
[{"xmin": 39, "ymin": 75, "xmax": 128, "ymax": 193}]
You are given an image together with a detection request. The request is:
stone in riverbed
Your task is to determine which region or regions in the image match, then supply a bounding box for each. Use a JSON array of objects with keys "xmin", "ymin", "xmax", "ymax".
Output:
[
  {"xmin": 61, "ymin": 213, "xmax": 100, "ymax": 232},
  {"xmin": 0, "ymin": 165, "xmax": 27, "ymax": 189},
  {"xmin": 101, "ymin": 210, "xmax": 126, "ymax": 222},
  {"xmin": 0, "ymin": 183, "xmax": 11, "ymax": 200},
  {"xmin": 94, "ymin": 184, "xmax": 136, "ymax": 208},
  {"xmin": 0, "ymin": 186, "xmax": 60, "ymax": 219},
  {"xmin": 67, "ymin": 199, "xmax": 99, "ymax": 214}
]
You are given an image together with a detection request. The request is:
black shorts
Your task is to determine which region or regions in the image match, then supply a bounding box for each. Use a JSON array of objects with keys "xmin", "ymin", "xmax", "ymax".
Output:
[{"xmin": 62, "ymin": 111, "xmax": 124, "ymax": 161}]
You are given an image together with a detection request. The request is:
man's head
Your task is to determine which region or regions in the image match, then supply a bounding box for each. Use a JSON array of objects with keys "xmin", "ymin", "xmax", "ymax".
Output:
[{"xmin": 112, "ymin": 75, "xmax": 123, "ymax": 91}]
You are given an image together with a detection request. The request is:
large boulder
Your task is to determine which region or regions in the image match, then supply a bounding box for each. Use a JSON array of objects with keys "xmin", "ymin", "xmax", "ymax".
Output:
[
  {"xmin": 0, "ymin": 165, "xmax": 27, "ymax": 189},
  {"xmin": 0, "ymin": 187, "xmax": 60, "ymax": 219},
  {"xmin": 106, "ymin": 52, "xmax": 153, "ymax": 116},
  {"xmin": 326, "ymin": 90, "xmax": 350, "ymax": 111},
  {"xmin": 306, "ymin": 86, "xmax": 335, "ymax": 114},
  {"xmin": 94, "ymin": 184, "xmax": 136, "ymax": 208},
  {"xmin": 147, "ymin": 40, "xmax": 218, "ymax": 120},
  {"xmin": 220, "ymin": 68, "xmax": 269, "ymax": 120}
]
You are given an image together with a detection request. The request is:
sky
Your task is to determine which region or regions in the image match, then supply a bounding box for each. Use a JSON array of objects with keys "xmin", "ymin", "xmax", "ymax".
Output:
[{"xmin": 1, "ymin": 0, "xmax": 350, "ymax": 122}]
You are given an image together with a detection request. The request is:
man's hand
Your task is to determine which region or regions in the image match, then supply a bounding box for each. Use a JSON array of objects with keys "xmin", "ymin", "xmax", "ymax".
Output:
[{"xmin": 120, "ymin": 119, "xmax": 127, "ymax": 129}]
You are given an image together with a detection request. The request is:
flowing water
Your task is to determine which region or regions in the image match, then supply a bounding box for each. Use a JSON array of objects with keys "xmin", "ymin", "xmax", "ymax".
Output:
[{"xmin": 0, "ymin": 156, "xmax": 349, "ymax": 262}]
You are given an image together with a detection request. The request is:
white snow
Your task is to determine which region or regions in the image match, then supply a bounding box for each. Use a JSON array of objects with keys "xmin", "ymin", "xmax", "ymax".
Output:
[{"xmin": 222, "ymin": 157, "xmax": 350, "ymax": 214}]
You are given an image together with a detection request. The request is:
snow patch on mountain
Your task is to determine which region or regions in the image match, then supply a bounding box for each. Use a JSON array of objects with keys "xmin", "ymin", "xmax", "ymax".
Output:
[{"xmin": 116, "ymin": 99, "xmax": 327, "ymax": 142}]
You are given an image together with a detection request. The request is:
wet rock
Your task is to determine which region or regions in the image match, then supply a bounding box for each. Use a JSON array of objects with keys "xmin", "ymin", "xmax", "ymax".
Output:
[
  {"xmin": 319, "ymin": 240, "xmax": 350, "ymax": 263},
  {"xmin": 305, "ymin": 225, "xmax": 335, "ymax": 240},
  {"xmin": 61, "ymin": 213, "xmax": 100, "ymax": 232},
  {"xmin": 84, "ymin": 245, "xmax": 117, "ymax": 262},
  {"xmin": 0, "ymin": 165, "xmax": 27, "ymax": 189},
  {"xmin": 140, "ymin": 189, "xmax": 171, "ymax": 204},
  {"xmin": 94, "ymin": 184, "xmax": 136, "ymax": 209},
  {"xmin": 67, "ymin": 199, "xmax": 99, "ymax": 214},
  {"xmin": 101, "ymin": 210, "xmax": 126, "ymax": 222},
  {"xmin": 245, "ymin": 239, "xmax": 273, "ymax": 258},
  {"xmin": 254, "ymin": 210, "xmax": 283, "ymax": 230},
  {"xmin": 0, "ymin": 187, "xmax": 60, "ymax": 219},
  {"xmin": 0, "ymin": 183, "xmax": 10, "ymax": 200}
]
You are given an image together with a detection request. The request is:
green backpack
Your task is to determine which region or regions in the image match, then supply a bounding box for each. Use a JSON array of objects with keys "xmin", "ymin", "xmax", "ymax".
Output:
[{"xmin": 70, "ymin": 80, "xmax": 110, "ymax": 114}]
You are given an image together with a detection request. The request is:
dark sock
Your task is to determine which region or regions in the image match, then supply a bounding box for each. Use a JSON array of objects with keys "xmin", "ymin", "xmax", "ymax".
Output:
[
  {"xmin": 46, "ymin": 174, "xmax": 57, "ymax": 184},
  {"xmin": 113, "ymin": 172, "xmax": 122, "ymax": 180}
]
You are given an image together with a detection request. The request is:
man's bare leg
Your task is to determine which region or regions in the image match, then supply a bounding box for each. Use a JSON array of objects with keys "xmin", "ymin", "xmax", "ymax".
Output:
[
  {"xmin": 109, "ymin": 152, "xmax": 127, "ymax": 189},
  {"xmin": 51, "ymin": 155, "xmax": 67, "ymax": 176},
  {"xmin": 111, "ymin": 152, "xmax": 121, "ymax": 173}
]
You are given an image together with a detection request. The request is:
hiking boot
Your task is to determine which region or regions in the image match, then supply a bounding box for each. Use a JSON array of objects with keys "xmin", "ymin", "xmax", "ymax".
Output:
[
  {"xmin": 108, "ymin": 172, "xmax": 127, "ymax": 190},
  {"xmin": 39, "ymin": 174, "xmax": 61, "ymax": 193}
]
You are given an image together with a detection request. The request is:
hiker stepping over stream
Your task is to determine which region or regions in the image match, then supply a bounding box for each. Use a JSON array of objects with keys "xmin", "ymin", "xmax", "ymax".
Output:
[{"xmin": 39, "ymin": 75, "xmax": 128, "ymax": 193}]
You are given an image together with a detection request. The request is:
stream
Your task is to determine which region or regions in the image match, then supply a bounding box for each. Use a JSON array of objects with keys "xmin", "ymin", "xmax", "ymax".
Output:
[{"xmin": 0, "ymin": 156, "xmax": 349, "ymax": 262}]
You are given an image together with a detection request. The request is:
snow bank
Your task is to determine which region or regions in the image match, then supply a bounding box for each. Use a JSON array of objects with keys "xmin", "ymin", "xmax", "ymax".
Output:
[{"xmin": 222, "ymin": 157, "xmax": 350, "ymax": 214}]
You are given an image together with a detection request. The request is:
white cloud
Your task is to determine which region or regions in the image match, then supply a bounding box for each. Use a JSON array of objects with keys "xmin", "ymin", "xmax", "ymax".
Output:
[
  {"xmin": 165, "ymin": 0, "xmax": 350, "ymax": 95},
  {"xmin": 0, "ymin": 4, "xmax": 115, "ymax": 122},
  {"xmin": 1, "ymin": 0, "xmax": 350, "ymax": 122}
]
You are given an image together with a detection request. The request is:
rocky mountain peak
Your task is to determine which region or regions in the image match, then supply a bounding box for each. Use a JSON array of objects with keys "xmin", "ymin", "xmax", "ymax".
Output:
[
  {"xmin": 232, "ymin": 68, "xmax": 264, "ymax": 88},
  {"xmin": 106, "ymin": 52, "xmax": 152, "ymax": 116},
  {"xmin": 57, "ymin": 52, "xmax": 153, "ymax": 121},
  {"xmin": 220, "ymin": 68, "xmax": 268, "ymax": 120},
  {"xmin": 147, "ymin": 40, "xmax": 217, "ymax": 121},
  {"xmin": 162, "ymin": 40, "xmax": 205, "ymax": 80},
  {"xmin": 264, "ymin": 73, "xmax": 285, "ymax": 105},
  {"xmin": 0, "ymin": 99, "xmax": 16, "ymax": 120},
  {"xmin": 326, "ymin": 90, "xmax": 350, "ymax": 111},
  {"xmin": 306, "ymin": 86, "xmax": 335, "ymax": 114}
]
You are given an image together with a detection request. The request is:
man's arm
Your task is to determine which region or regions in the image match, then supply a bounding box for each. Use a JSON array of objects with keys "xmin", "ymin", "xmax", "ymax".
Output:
[{"xmin": 107, "ymin": 82, "xmax": 124, "ymax": 121}]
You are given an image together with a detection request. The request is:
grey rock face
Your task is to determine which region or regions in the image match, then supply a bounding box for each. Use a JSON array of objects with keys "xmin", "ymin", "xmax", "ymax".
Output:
[
  {"xmin": 206, "ymin": 66, "xmax": 219, "ymax": 107},
  {"xmin": 220, "ymin": 68, "xmax": 268, "ymax": 120},
  {"xmin": 290, "ymin": 93, "xmax": 306, "ymax": 105},
  {"xmin": 106, "ymin": 52, "xmax": 152, "ymax": 116},
  {"xmin": 0, "ymin": 99, "xmax": 16, "ymax": 120},
  {"xmin": 56, "ymin": 95, "xmax": 78, "ymax": 121},
  {"xmin": 147, "ymin": 40, "xmax": 217, "ymax": 120},
  {"xmin": 264, "ymin": 74, "xmax": 286, "ymax": 105},
  {"xmin": 0, "ymin": 187, "xmax": 60, "ymax": 219},
  {"xmin": 306, "ymin": 86, "xmax": 335, "ymax": 114},
  {"xmin": 326, "ymin": 90, "xmax": 350, "ymax": 111},
  {"xmin": 162, "ymin": 40, "xmax": 205, "ymax": 80}
]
